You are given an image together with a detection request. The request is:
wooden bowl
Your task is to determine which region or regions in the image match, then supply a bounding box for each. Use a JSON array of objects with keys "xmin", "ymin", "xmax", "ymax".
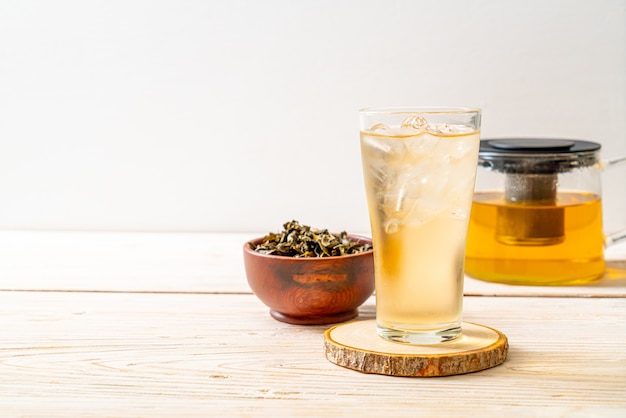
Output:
[{"xmin": 243, "ymin": 235, "xmax": 374, "ymax": 325}]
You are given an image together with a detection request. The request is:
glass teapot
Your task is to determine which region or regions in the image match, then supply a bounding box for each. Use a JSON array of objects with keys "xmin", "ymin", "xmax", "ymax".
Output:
[{"xmin": 465, "ymin": 138, "xmax": 625, "ymax": 286}]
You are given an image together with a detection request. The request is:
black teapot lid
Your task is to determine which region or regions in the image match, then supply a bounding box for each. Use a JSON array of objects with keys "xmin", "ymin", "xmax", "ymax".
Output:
[{"xmin": 479, "ymin": 138, "xmax": 601, "ymax": 174}]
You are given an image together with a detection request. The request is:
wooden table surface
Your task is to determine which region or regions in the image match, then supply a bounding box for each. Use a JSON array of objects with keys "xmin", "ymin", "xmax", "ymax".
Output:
[{"xmin": 1, "ymin": 230, "xmax": 625, "ymax": 417}]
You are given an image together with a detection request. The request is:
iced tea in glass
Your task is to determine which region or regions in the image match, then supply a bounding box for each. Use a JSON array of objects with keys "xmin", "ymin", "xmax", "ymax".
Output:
[{"xmin": 359, "ymin": 107, "xmax": 481, "ymax": 344}]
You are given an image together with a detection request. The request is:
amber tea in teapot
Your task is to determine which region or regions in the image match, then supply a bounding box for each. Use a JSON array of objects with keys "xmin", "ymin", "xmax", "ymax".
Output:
[{"xmin": 465, "ymin": 138, "xmax": 605, "ymax": 285}]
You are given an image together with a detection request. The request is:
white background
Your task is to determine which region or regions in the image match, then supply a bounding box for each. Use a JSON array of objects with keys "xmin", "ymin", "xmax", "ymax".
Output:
[{"xmin": 1, "ymin": 0, "xmax": 624, "ymax": 235}]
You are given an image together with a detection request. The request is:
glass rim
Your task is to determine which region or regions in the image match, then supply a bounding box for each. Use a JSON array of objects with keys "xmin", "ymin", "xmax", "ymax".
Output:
[{"xmin": 359, "ymin": 106, "xmax": 480, "ymax": 115}]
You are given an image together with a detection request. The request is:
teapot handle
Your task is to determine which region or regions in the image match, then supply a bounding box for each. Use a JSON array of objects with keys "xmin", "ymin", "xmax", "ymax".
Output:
[
  {"xmin": 601, "ymin": 155, "xmax": 626, "ymax": 247},
  {"xmin": 602, "ymin": 156, "xmax": 626, "ymax": 170},
  {"xmin": 605, "ymin": 229, "xmax": 626, "ymax": 248}
]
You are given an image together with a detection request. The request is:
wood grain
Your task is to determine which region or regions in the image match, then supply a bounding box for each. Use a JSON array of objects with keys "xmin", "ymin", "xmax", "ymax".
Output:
[
  {"xmin": 1, "ymin": 230, "xmax": 625, "ymax": 296},
  {"xmin": 0, "ymin": 292, "xmax": 625, "ymax": 416},
  {"xmin": 0, "ymin": 231, "xmax": 625, "ymax": 416},
  {"xmin": 324, "ymin": 320, "xmax": 508, "ymax": 377},
  {"xmin": 0, "ymin": 230, "xmax": 259, "ymax": 293}
]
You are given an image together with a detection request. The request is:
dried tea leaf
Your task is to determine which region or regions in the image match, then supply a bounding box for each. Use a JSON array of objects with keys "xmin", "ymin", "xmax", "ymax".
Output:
[{"xmin": 253, "ymin": 220, "xmax": 372, "ymax": 258}]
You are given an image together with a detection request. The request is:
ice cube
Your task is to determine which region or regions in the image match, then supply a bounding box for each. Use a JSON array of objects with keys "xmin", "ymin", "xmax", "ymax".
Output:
[
  {"xmin": 427, "ymin": 123, "xmax": 474, "ymax": 136},
  {"xmin": 401, "ymin": 115, "xmax": 428, "ymax": 133},
  {"xmin": 362, "ymin": 134, "xmax": 394, "ymax": 155},
  {"xmin": 428, "ymin": 135, "xmax": 476, "ymax": 163},
  {"xmin": 369, "ymin": 163, "xmax": 390, "ymax": 185},
  {"xmin": 363, "ymin": 134, "xmax": 412, "ymax": 162},
  {"xmin": 378, "ymin": 187, "xmax": 419, "ymax": 232},
  {"xmin": 417, "ymin": 161, "xmax": 451, "ymax": 195},
  {"xmin": 448, "ymin": 136, "xmax": 475, "ymax": 159},
  {"xmin": 380, "ymin": 190, "xmax": 405, "ymax": 213},
  {"xmin": 410, "ymin": 197, "xmax": 447, "ymax": 225},
  {"xmin": 384, "ymin": 219, "xmax": 400, "ymax": 234},
  {"xmin": 404, "ymin": 134, "xmax": 440, "ymax": 156},
  {"xmin": 368, "ymin": 123, "xmax": 392, "ymax": 134},
  {"xmin": 427, "ymin": 123, "xmax": 452, "ymax": 135}
]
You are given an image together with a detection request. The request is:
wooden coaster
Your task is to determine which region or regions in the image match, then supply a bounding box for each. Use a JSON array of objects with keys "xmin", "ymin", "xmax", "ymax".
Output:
[{"xmin": 324, "ymin": 320, "xmax": 508, "ymax": 377}]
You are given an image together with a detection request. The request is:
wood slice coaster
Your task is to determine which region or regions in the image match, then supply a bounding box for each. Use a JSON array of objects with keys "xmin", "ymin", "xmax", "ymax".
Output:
[{"xmin": 324, "ymin": 320, "xmax": 508, "ymax": 377}]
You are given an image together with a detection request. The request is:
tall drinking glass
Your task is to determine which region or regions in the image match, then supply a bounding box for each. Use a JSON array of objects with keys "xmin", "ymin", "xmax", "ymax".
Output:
[{"xmin": 359, "ymin": 107, "xmax": 481, "ymax": 344}]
